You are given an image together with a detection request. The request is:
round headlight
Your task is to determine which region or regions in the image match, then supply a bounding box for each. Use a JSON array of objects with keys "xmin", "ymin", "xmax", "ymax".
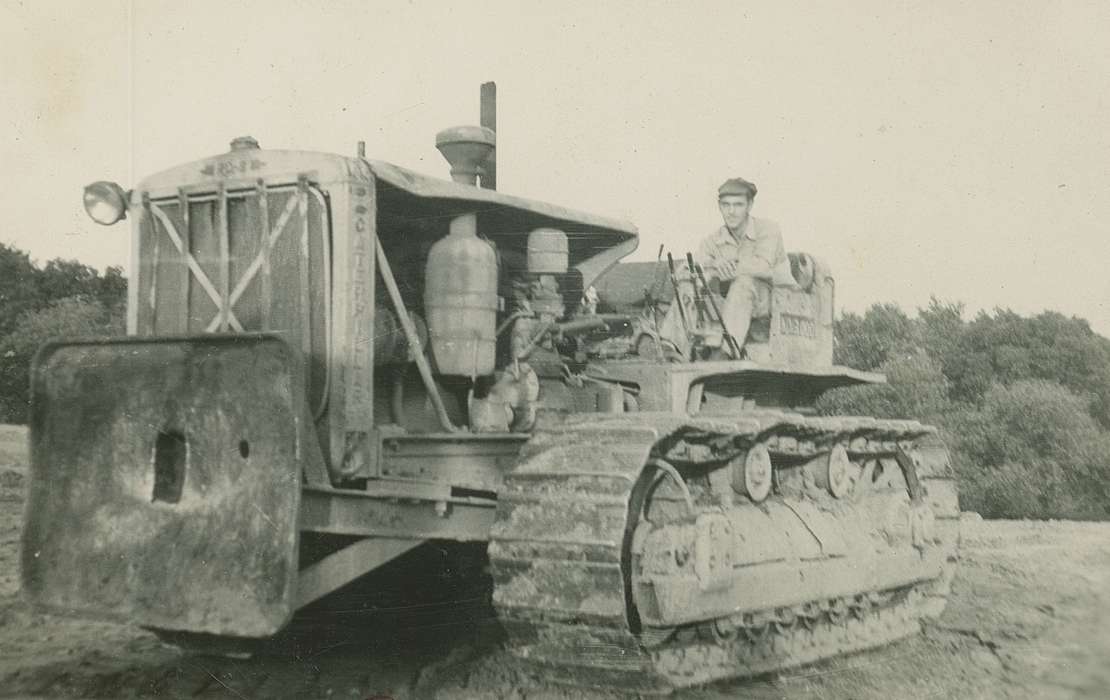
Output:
[{"xmin": 83, "ymin": 181, "xmax": 128, "ymax": 225}]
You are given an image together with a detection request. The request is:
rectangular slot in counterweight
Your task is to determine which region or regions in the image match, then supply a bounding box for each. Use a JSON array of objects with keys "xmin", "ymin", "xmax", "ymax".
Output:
[{"xmin": 152, "ymin": 430, "xmax": 187, "ymax": 504}]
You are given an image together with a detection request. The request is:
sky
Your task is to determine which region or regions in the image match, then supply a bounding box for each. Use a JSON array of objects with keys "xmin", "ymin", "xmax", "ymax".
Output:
[{"xmin": 4, "ymin": 0, "xmax": 1110, "ymax": 334}]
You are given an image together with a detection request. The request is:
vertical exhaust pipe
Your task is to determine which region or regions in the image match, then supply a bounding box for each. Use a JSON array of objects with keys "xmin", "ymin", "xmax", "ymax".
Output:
[{"xmin": 480, "ymin": 82, "xmax": 497, "ymax": 190}]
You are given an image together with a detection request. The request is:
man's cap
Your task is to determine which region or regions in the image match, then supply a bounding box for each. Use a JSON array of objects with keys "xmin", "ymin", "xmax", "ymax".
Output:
[{"xmin": 718, "ymin": 177, "xmax": 757, "ymax": 199}]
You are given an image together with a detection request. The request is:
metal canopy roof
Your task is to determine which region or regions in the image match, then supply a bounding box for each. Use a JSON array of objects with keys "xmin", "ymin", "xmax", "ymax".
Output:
[
  {"xmin": 134, "ymin": 148, "xmax": 636, "ymax": 238},
  {"xmin": 366, "ymin": 159, "xmax": 637, "ymax": 239},
  {"xmin": 131, "ymin": 148, "xmax": 639, "ymax": 286}
]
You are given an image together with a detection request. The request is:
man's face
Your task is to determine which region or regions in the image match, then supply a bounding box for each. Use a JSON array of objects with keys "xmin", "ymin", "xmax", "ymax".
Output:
[{"xmin": 718, "ymin": 194, "xmax": 751, "ymax": 232}]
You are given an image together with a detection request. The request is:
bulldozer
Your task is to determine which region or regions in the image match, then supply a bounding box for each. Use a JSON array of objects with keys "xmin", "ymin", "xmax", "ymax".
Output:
[{"xmin": 22, "ymin": 84, "xmax": 959, "ymax": 693}]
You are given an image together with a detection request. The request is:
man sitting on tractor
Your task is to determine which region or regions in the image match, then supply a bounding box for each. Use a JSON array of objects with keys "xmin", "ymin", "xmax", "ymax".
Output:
[{"xmin": 660, "ymin": 176, "xmax": 793, "ymax": 359}]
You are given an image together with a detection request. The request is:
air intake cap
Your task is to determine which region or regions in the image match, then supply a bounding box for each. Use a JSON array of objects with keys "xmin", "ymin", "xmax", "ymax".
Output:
[
  {"xmin": 230, "ymin": 136, "xmax": 260, "ymax": 151},
  {"xmin": 435, "ymin": 126, "xmax": 495, "ymax": 186}
]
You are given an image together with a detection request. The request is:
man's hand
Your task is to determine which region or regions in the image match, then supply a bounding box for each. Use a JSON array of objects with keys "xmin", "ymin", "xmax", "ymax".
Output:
[
  {"xmin": 715, "ymin": 257, "xmax": 738, "ymax": 280},
  {"xmin": 734, "ymin": 254, "xmax": 773, "ymax": 280}
]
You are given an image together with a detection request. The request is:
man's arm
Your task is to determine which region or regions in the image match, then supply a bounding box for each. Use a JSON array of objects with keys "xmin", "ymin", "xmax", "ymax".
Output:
[
  {"xmin": 698, "ymin": 236, "xmax": 735, "ymax": 283},
  {"xmin": 733, "ymin": 221, "xmax": 784, "ymax": 281}
]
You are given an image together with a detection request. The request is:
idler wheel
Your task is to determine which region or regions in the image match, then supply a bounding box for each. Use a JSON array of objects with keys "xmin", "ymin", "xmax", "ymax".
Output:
[
  {"xmin": 731, "ymin": 444, "xmax": 772, "ymax": 503},
  {"xmin": 814, "ymin": 444, "xmax": 854, "ymax": 498}
]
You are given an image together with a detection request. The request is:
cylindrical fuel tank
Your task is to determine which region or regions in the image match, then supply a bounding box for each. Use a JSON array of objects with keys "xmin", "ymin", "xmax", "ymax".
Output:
[
  {"xmin": 526, "ymin": 227, "xmax": 569, "ymax": 274},
  {"xmin": 424, "ymin": 213, "xmax": 498, "ymax": 377}
]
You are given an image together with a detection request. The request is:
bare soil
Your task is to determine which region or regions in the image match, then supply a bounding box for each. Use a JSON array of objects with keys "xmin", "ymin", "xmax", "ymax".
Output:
[{"xmin": 2, "ymin": 424, "xmax": 1109, "ymax": 699}]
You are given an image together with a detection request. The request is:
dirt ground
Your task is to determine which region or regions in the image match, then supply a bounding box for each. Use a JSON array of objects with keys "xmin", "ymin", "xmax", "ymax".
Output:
[{"xmin": 2, "ymin": 423, "xmax": 1109, "ymax": 699}]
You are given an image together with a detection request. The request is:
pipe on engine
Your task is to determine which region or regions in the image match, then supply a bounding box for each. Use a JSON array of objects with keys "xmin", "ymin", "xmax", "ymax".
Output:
[{"xmin": 373, "ymin": 305, "xmax": 428, "ymax": 366}]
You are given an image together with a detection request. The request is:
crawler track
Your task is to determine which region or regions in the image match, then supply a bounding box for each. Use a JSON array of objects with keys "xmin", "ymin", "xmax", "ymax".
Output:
[{"xmin": 489, "ymin": 412, "xmax": 960, "ymax": 693}]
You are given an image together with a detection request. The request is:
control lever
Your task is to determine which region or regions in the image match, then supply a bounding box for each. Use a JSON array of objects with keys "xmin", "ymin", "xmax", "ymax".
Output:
[{"xmin": 690, "ymin": 258, "xmax": 743, "ymax": 358}]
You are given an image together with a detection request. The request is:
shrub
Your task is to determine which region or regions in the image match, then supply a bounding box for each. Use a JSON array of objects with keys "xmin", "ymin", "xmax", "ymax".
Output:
[
  {"xmin": 833, "ymin": 304, "xmax": 921, "ymax": 371},
  {"xmin": 958, "ymin": 380, "xmax": 1101, "ymax": 467},
  {"xmin": 816, "ymin": 350, "xmax": 951, "ymax": 422},
  {"xmin": 942, "ymin": 381, "xmax": 1110, "ymax": 520},
  {"xmin": 0, "ymin": 297, "xmax": 125, "ymax": 423}
]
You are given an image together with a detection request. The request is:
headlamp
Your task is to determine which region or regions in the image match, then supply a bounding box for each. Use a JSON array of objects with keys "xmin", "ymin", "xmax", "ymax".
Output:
[{"xmin": 82, "ymin": 181, "xmax": 129, "ymax": 225}]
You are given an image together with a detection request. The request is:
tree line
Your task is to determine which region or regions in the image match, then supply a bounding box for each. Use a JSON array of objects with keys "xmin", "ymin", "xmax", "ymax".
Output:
[
  {"xmin": 1, "ymin": 241, "xmax": 1107, "ymax": 519},
  {"xmin": 819, "ymin": 299, "xmax": 1110, "ymax": 520},
  {"xmin": 0, "ymin": 243, "xmax": 126, "ymax": 421}
]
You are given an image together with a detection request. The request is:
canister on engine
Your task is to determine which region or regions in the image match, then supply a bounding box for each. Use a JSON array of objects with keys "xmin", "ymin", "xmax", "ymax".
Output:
[
  {"xmin": 424, "ymin": 213, "xmax": 498, "ymax": 377},
  {"xmin": 526, "ymin": 228, "xmax": 569, "ymax": 274}
]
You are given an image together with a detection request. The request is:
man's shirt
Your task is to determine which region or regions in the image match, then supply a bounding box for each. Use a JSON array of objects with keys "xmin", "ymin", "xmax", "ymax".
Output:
[{"xmin": 696, "ymin": 216, "xmax": 792, "ymax": 285}]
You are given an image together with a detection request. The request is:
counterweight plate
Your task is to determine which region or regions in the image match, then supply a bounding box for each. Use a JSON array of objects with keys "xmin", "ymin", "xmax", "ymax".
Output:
[{"xmin": 22, "ymin": 334, "xmax": 312, "ymax": 639}]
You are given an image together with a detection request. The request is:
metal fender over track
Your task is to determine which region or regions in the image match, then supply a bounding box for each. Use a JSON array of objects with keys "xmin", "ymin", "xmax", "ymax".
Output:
[{"xmin": 22, "ymin": 334, "xmax": 321, "ymax": 640}]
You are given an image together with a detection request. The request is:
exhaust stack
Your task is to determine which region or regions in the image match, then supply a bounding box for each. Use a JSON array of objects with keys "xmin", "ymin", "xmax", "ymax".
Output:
[{"xmin": 480, "ymin": 81, "xmax": 496, "ymax": 189}]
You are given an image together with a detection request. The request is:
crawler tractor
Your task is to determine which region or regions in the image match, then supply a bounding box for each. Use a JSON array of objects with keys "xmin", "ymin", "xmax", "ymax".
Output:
[{"xmin": 22, "ymin": 85, "xmax": 959, "ymax": 692}]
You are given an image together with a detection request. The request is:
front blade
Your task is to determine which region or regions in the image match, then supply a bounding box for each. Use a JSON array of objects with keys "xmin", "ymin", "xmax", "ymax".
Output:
[{"xmin": 22, "ymin": 334, "xmax": 309, "ymax": 639}]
